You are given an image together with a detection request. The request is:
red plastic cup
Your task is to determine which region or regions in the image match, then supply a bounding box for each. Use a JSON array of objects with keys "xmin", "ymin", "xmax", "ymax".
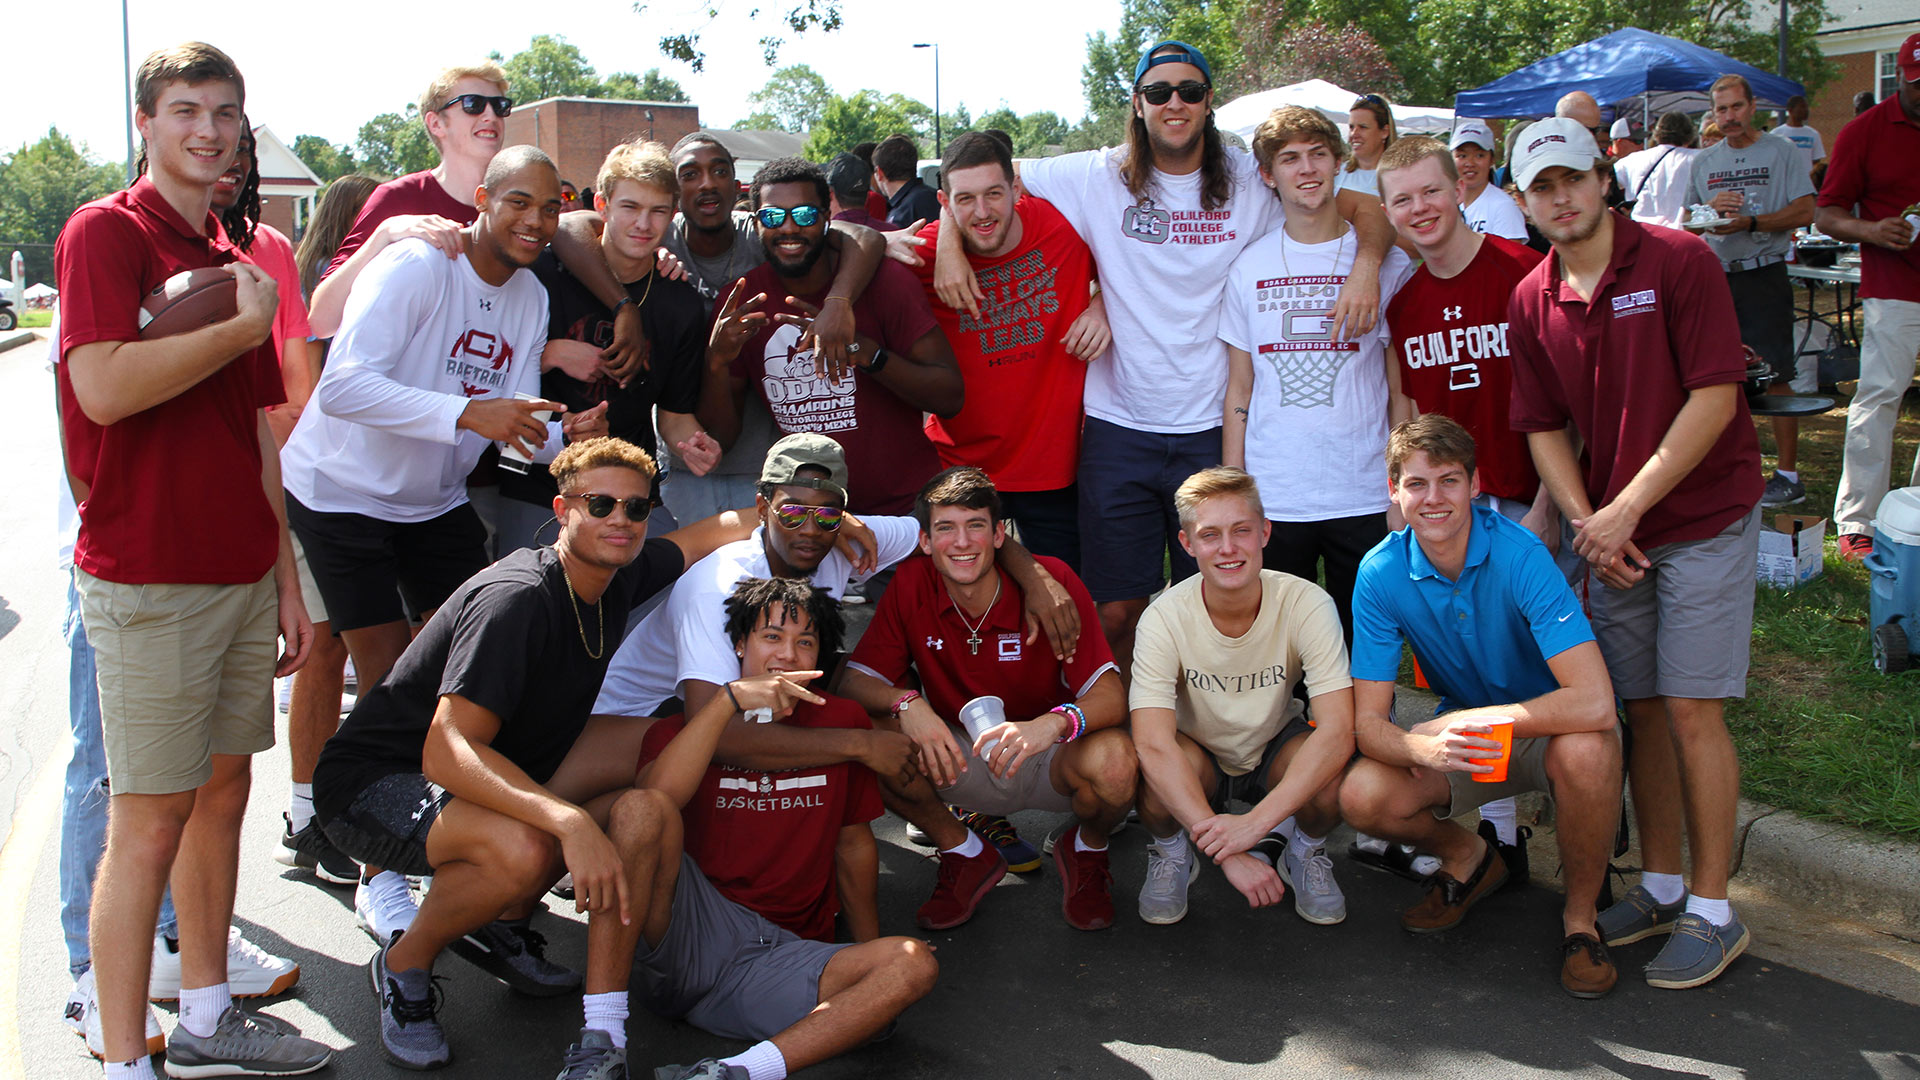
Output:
[{"xmin": 1472, "ymin": 718, "xmax": 1515, "ymax": 784}]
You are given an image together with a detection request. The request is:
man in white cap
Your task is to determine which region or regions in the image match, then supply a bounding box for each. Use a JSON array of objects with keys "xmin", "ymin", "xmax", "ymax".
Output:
[
  {"xmin": 1607, "ymin": 118, "xmax": 1644, "ymax": 161},
  {"xmin": 1505, "ymin": 115, "xmax": 1763, "ymax": 992},
  {"xmin": 1451, "ymin": 120, "xmax": 1528, "ymax": 243}
]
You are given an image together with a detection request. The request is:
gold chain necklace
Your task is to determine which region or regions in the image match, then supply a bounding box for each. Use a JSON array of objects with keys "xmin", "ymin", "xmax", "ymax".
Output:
[{"xmin": 558, "ymin": 557, "xmax": 604, "ymax": 660}]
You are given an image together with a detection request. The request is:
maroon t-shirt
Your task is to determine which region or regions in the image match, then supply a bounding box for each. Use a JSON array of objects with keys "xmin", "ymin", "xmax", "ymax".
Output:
[
  {"xmin": 1387, "ymin": 234, "xmax": 1545, "ymax": 502},
  {"xmin": 1817, "ymin": 95, "xmax": 1920, "ymax": 303},
  {"xmin": 321, "ymin": 170, "xmax": 476, "ymax": 283},
  {"xmin": 55, "ymin": 178, "xmax": 286, "ymax": 584},
  {"xmin": 728, "ymin": 259, "xmax": 943, "ymax": 515},
  {"xmin": 1507, "ymin": 213, "xmax": 1762, "ymax": 548}
]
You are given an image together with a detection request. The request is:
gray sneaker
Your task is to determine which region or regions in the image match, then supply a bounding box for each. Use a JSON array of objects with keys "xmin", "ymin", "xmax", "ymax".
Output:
[
  {"xmin": 370, "ymin": 941, "xmax": 450, "ymax": 1070},
  {"xmin": 1760, "ymin": 471, "xmax": 1806, "ymax": 507},
  {"xmin": 162, "ymin": 1005, "xmax": 332, "ymax": 1078},
  {"xmin": 448, "ymin": 919, "xmax": 581, "ymax": 997},
  {"xmin": 654, "ymin": 1061, "xmax": 748, "ymax": 1080},
  {"xmin": 1596, "ymin": 884, "xmax": 1686, "ymax": 946},
  {"xmin": 1137, "ymin": 836, "xmax": 1199, "ymax": 925},
  {"xmin": 557, "ymin": 1029, "xmax": 627, "ymax": 1080},
  {"xmin": 1279, "ymin": 844, "xmax": 1348, "ymax": 925}
]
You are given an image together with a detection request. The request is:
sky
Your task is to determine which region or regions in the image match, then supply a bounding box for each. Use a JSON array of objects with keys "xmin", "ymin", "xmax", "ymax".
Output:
[{"xmin": 14, "ymin": 0, "xmax": 1124, "ymax": 166}]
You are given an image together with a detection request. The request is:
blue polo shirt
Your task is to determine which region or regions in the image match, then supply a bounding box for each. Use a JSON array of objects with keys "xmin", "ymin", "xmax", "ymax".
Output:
[{"xmin": 1352, "ymin": 506, "xmax": 1593, "ymax": 712}]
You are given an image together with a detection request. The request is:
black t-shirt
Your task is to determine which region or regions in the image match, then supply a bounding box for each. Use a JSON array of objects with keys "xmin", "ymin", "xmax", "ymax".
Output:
[
  {"xmin": 313, "ymin": 540, "xmax": 686, "ymax": 819},
  {"xmin": 498, "ymin": 252, "xmax": 706, "ymax": 505}
]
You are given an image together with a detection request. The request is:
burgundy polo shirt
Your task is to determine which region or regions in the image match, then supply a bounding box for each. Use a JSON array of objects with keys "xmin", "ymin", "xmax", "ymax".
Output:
[
  {"xmin": 55, "ymin": 177, "xmax": 285, "ymax": 585},
  {"xmin": 1507, "ymin": 212, "xmax": 1762, "ymax": 549},
  {"xmin": 1818, "ymin": 95, "xmax": 1920, "ymax": 303},
  {"xmin": 846, "ymin": 553, "xmax": 1117, "ymax": 730}
]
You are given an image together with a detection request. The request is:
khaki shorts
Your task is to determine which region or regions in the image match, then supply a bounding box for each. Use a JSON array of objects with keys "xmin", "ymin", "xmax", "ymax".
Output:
[
  {"xmin": 75, "ymin": 569, "xmax": 279, "ymax": 795},
  {"xmin": 936, "ymin": 735, "xmax": 1073, "ymax": 816},
  {"xmin": 1435, "ymin": 734, "xmax": 1554, "ymax": 820},
  {"xmin": 292, "ymin": 534, "xmax": 329, "ymax": 626}
]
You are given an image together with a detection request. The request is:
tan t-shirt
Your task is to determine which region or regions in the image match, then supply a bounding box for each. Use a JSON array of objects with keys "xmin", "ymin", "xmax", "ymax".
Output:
[{"xmin": 1130, "ymin": 569, "xmax": 1353, "ymax": 776}]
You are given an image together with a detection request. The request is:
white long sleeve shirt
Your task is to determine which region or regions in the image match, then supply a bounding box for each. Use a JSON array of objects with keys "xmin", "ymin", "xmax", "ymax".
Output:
[{"xmin": 282, "ymin": 239, "xmax": 549, "ymax": 522}]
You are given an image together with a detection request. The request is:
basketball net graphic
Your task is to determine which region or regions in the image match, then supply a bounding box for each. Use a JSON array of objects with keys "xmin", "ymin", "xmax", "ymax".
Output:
[{"xmin": 1266, "ymin": 349, "xmax": 1348, "ymax": 409}]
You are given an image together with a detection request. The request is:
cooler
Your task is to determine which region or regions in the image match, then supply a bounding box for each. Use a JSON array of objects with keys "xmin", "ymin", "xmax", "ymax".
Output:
[{"xmin": 1865, "ymin": 486, "xmax": 1920, "ymax": 673}]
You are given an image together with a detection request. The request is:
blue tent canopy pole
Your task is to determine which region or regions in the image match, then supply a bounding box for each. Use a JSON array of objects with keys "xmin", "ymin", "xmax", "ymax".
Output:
[{"xmin": 1454, "ymin": 27, "xmax": 1807, "ymax": 119}]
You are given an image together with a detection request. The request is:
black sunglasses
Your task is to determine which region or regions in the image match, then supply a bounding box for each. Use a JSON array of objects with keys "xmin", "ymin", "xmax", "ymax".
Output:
[
  {"xmin": 1138, "ymin": 81, "xmax": 1209, "ymax": 106},
  {"xmin": 564, "ymin": 492, "xmax": 656, "ymax": 520},
  {"xmin": 440, "ymin": 94, "xmax": 513, "ymax": 117}
]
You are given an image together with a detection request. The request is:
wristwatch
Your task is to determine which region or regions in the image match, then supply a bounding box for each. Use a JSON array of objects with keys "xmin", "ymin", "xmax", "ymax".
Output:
[
  {"xmin": 865, "ymin": 346, "xmax": 890, "ymax": 374},
  {"xmin": 1747, "ymin": 215, "xmax": 1760, "ymax": 236}
]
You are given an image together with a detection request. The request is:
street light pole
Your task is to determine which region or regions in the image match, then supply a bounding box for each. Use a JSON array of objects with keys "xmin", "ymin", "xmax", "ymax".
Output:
[
  {"xmin": 122, "ymin": 0, "xmax": 136, "ymax": 183},
  {"xmin": 914, "ymin": 43, "xmax": 942, "ymax": 159}
]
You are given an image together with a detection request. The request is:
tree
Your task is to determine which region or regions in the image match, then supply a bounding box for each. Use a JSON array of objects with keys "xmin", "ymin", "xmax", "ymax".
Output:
[
  {"xmin": 293, "ymin": 135, "xmax": 357, "ymax": 183},
  {"xmin": 494, "ymin": 34, "xmax": 602, "ymax": 103},
  {"xmin": 355, "ymin": 108, "xmax": 437, "ymax": 178},
  {"xmin": 601, "ymin": 68, "xmax": 690, "ymax": 102},
  {"xmin": 1235, "ymin": 2, "xmax": 1407, "ymax": 100},
  {"xmin": 642, "ymin": 0, "xmax": 842, "ymax": 73},
  {"xmin": 0, "ymin": 128, "xmax": 123, "ymax": 283},
  {"xmin": 803, "ymin": 91, "xmax": 921, "ymax": 160},
  {"xmin": 744, "ymin": 66, "xmax": 835, "ymax": 132}
]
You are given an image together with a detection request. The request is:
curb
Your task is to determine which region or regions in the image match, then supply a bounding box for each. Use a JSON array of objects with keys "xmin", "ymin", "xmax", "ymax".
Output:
[
  {"xmin": 1734, "ymin": 798, "xmax": 1920, "ymax": 931},
  {"xmin": 0, "ymin": 329, "xmax": 38, "ymax": 354}
]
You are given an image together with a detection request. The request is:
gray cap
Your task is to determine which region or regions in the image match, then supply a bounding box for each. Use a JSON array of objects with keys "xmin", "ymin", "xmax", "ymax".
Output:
[
  {"xmin": 825, "ymin": 153, "xmax": 870, "ymax": 203},
  {"xmin": 760, "ymin": 433, "xmax": 849, "ymax": 501}
]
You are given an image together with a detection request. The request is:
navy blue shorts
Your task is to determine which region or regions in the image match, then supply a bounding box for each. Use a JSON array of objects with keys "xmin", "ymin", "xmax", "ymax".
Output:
[
  {"xmin": 1076, "ymin": 418, "xmax": 1221, "ymax": 603},
  {"xmin": 999, "ymin": 485, "xmax": 1082, "ymax": 575}
]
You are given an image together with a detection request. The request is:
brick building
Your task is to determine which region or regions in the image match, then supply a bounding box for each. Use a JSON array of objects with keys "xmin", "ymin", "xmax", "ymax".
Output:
[
  {"xmin": 253, "ymin": 125, "xmax": 322, "ymax": 241},
  {"xmin": 502, "ymin": 97, "xmax": 702, "ymax": 192},
  {"xmin": 1808, "ymin": 0, "xmax": 1918, "ymax": 149}
]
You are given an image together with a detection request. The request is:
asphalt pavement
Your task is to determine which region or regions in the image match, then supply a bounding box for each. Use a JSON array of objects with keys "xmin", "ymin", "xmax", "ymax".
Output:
[{"xmin": 4, "ymin": 334, "xmax": 1918, "ymax": 1080}]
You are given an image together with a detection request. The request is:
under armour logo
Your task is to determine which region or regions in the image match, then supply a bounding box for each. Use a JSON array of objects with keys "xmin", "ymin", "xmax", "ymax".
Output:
[
  {"xmin": 1442, "ymin": 305, "xmax": 1463, "ymax": 321},
  {"xmin": 478, "ymin": 298, "xmax": 493, "ymax": 311},
  {"xmin": 926, "ymin": 636, "xmax": 945, "ymax": 650}
]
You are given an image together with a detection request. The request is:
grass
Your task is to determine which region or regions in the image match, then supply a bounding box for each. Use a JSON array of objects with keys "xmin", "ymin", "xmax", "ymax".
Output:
[{"xmin": 12, "ymin": 309, "xmax": 51, "ymax": 328}]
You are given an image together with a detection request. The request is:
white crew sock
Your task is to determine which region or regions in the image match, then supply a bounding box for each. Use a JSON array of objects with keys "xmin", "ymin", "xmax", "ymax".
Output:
[
  {"xmin": 941, "ymin": 831, "xmax": 984, "ymax": 860},
  {"xmin": 1290, "ymin": 825, "xmax": 1327, "ymax": 854},
  {"xmin": 105, "ymin": 1058, "xmax": 159, "ymax": 1080},
  {"xmin": 1479, "ymin": 798, "xmax": 1519, "ymax": 845},
  {"xmin": 1685, "ymin": 894, "xmax": 1733, "ymax": 926},
  {"xmin": 582, "ymin": 991, "xmax": 628, "ymax": 1049},
  {"xmin": 721, "ymin": 1040, "xmax": 788, "ymax": 1080},
  {"xmin": 179, "ymin": 981, "xmax": 231, "ymax": 1038},
  {"xmin": 1148, "ymin": 831, "xmax": 1188, "ymax": 859},
  {"xmin": 1072, "ymin": 827, "xmax": 1106, "ymax": 853},
  {"xmin": 1776, "ymin": 469, "xmax": 1798, "ymax": 483},
  {"xmin": 1640, "ymin": 871, "xmax": 1686, "ymax": 905},
  {"xmin": 288, "ymin": 783, "xmax": 315, "ymax": 832}
]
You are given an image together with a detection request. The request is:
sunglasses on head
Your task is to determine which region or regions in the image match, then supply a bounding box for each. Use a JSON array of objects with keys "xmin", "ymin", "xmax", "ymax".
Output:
[
  {"xmin": 754, "ymin": 205, "xmax": 823, "ymax": 229},
  {"xmin": 440, "ymin": 94, "xmax": 513, "ymax": 117},
  {"xmin": 773, "ymin": 503, "xmax": 845, "ymax": 531},
  {"xmin": 1138, "ymin": 81, "xmax": 1209, "ymax": 106},
  {"xmin": 1359, "ymin": 93, "xmax": 1388, "ymax": 107},
  {"xmin": 564, "ymin": 492, "xmax": 655, "ymax": 520}
]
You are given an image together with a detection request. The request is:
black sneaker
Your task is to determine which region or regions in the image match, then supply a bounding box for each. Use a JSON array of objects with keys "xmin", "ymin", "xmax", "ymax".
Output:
[
  {"xmin": 1478, "ymin": 820, "xmax": 1530, "ymax": 892},
  {"xmin": 447, "ymin": 919, "xmax": 581, "ymax": 997},
  {"xmin": 273, "ymin": 813, "xmax": 359, "ymax": 885}
]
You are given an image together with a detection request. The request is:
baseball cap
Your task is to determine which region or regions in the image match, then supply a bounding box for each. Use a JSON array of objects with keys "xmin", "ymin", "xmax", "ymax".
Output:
[
  {"xmin": 1510, "ymin": 116, "xmax": 1604, "ymax": 189},
  {"xmin": 1133, "ymin": 40, "xmax": 1212, "ymax": 88},
  {"xmin": 760, "ymin": 433, "xmax": 849, "ymax": 502},
  {"xmin": 1608, "ymin": 118, "xmax": 1639, "ymax": 140},
  {"xmin": 1900, "ymin": 32, "xmax": 1920, "ymax": 80},
  {"xmin": 825, "ymin": 152, "xmax": 869, "ymax": 203},
  {"xmin": 1448, "ymin": 119, "xmax": 1495, "ymax": 152}
]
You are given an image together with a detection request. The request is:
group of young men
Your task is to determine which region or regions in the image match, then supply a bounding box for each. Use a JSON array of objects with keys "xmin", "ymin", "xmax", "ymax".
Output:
[{"xmin": 54, "ymin": 25, "xmax": 1878, "ymax": 1080}]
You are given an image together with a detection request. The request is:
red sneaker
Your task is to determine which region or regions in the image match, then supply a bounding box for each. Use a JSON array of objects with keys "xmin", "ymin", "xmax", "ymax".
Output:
[
  {"xmin": 1839, "ymin": 533, "xmax": 1873, "ymax": 561},
  {"xmin": 1052, "ymin": 826, "xmax": 1115, "ymax": 931},
  {"xmin": 915, "ymin": 845, "xmax": 1007, "ymax": 930}
]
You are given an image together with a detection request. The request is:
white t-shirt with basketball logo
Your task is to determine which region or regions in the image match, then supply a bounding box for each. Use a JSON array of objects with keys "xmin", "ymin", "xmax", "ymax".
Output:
[
  {"xmin": 1020, "ymin": 146, "xmax": 1283, "ymax": 434},
  {"xmin": 1218, "ymin": 225, "xmax": 1412, "ymax": 521}
]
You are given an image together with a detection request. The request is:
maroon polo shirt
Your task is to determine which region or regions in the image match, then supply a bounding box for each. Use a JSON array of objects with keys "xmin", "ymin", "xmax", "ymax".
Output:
[
  {"xmin": 55, "ymin": 177, "xmax": 285, "ymax": 584},
  {"xmin": 1507, "ymin": 212, "xmax": 1762, "ymax": 549},
  {"xmin": 1818, "ymin": 95, "xmax": 1920, "ymax": 303},
  {"xmin": 846, "ymin": 553, "xmax": 1117, "ymax": 730}
]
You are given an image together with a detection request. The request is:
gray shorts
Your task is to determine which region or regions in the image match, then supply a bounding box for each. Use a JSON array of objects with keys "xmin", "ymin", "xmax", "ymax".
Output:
[
  {"xmin": 1434, "ymin": 735, "xmax": 1554, "ymax": 820},
  {"xmin": 935, "ymin": 738, "xmax": 1072, "ymax": 816},
  {"xmin": 635, "ymin": 854, "xmax": 850, "ymax": 1042},
  {"xmin": 1208, "ymin": 710, "xmax": 1315, "ymax": 812},
  {"xmin": 1587, "ymin": 506, "xmax": 1760, "ymax": 701}
]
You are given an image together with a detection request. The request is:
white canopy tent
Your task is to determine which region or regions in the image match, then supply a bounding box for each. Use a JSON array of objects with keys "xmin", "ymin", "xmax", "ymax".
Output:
[
  {"xmin": 25, "ymin": 283, "xmax": 57, "ymax": 300},
  {"xmin": 1216, "ymin": 80, "xmax": 1456, "ymax": 143}
]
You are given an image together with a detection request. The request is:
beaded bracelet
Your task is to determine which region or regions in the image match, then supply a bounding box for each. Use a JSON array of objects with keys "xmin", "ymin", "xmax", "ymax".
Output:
[
  {"xmin": 891, "ymin": 690, "xmax": 922, "ymax": 718},
  {"xmin": 1050, "ymin": 703, "xmax": 1087, "ymax": 742}
]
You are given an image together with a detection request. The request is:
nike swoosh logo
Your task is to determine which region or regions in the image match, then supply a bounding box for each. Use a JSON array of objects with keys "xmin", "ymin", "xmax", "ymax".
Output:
[{"xmin": 1558, "ymin": 612, "xmax": 1574, "ymax": 622}]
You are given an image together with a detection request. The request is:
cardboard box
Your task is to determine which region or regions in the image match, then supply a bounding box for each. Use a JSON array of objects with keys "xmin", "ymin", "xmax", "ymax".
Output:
[{"xmin": 1756, "ymin": 513, "xmax": 1826, "ymax": 588}]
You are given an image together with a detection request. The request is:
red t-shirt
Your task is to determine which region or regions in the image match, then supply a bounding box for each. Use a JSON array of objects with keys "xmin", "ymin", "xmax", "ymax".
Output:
[
  {"xmin": 321, "ymin": 171, "xmax": 476, "ymax": 283},
  {"xmin": 864, "ymin": 189, "xmax": 889, "ymax": 221},
  {"xmin": 846, "ymin": 554, "xmax": 1117, "ymax": 729},
  {"xmin": 638, "ymin": 696, "xmax": 883, "ymax": 942},
  {"xmin": 234, "ymin": 223, "xmax": 312, "ymax": 397},
  {"xmin": 55, "ymin": 178, "xmax": 286, "ymax": 584},
  {"xmin": 1817, "ymin": 96, "xmax": 1920, "ymax": 303},
  {"xmin": 909, "ymin": 197, "xmax": 1094, "ymax": 492},
  {"xmin": 1386, "ymin": 235, "xmax": 1545, "ymax": 502},
  {"xmin": 1507, "ymin": 213, "xmax": 1762, "ymax": 548},
  {"xmin": 728, "ymin": 259, "xmax": 943, "ymax": 515}
]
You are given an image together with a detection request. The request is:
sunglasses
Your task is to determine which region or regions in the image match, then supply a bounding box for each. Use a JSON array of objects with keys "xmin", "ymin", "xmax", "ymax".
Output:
[
  {"xmin": 772, "ymin": 503, "xmax": 845, "ymax": 531},
  {"xmin": 754, "ymin": 204, "xmax": 824, "ymax": 229},
  {"xmin": 564, "ymin": 492, "xmax": 655, "ymax": 520},
  {"xmin": 439, "ymin": 94, "xmax": 514, "ymax": 117},
  {"xmin": 1138, "ymin": 81, "xmax": 1209, "ymax": 106},
  {"xmin": 1358, "ymin": 93, "xmax": 1388, "ymax": 107}
]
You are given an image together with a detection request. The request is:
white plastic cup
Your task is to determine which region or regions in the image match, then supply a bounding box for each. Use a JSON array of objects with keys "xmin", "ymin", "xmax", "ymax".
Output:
[
  {"xmin": 957, "ymin": 695, "xmax": 1007, "ymax": 756},
  {"xmin": 498, "ymin": 392, "xmax": 554, "ymax": 474}
]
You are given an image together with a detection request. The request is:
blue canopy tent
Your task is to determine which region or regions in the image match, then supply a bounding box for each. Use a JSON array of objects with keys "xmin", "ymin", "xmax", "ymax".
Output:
[{"xmin": 1453, "ymin": 28, "xmax": 1808, "ymax": 120}]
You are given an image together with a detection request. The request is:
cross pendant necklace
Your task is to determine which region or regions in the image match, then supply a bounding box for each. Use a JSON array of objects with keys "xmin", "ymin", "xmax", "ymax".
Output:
[{"xmin": 947, "ymin": 577, "xmax": 1001, "ymax": 656}]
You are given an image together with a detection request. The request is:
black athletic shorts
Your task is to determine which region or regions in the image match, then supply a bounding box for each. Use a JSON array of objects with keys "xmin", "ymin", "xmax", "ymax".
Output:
[
  {"xmin": 285, "ymin": 494, "xmax": 490, "ymax": 633},
  {"xmin": 319, "ymin": 772, "xmax": 449, "ymax": 878}
]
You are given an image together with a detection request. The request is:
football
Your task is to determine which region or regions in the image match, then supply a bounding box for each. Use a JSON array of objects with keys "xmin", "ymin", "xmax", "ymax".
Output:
[{"xmin": 138, "ymin": 267, "xmax": 239, "ymax": 340}]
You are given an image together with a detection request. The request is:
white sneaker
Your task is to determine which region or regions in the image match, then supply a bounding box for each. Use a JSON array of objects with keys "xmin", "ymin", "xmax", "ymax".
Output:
[
  {"xmin": 1138, "ymin": 835, "xmax": 1199, "ymax": 925},
  {"xmin": 1279, "ymin": 844, "xmax": 1348, "ymax": 925},
  {"xmin": 149, "ymin": 928, "xmax": 300, "ymax": 1001},
  {"xmin": 75, "ymin": 968, "xmax": 167, "ymax": 1058},
  {"xmin": 356, "ymin": 872, "xmax": 420, "ymax": 944}
]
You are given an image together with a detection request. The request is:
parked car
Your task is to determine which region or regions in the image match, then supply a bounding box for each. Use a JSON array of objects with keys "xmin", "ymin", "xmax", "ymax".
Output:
[{"xmin": 0, "ymin": 296, "xmax": 16, "ymax": 332}]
